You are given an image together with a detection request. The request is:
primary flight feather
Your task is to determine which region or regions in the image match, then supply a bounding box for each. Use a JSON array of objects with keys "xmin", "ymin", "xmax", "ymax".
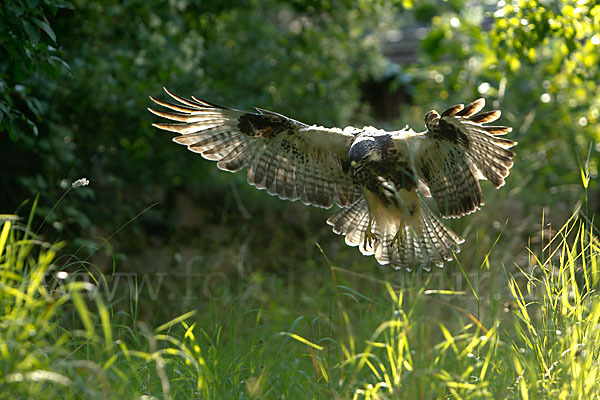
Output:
[{"xmin": 149, "ymin": 88, "xmax": 516, "ymax": 271}]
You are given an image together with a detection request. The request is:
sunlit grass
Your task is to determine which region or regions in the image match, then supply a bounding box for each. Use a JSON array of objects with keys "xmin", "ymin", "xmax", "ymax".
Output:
[
  {"xmin": 1, "ymin": 200, "xmax": 600, "ymax": 398},
  {"xmin": 338, "ymin": 208, "xmax": 600, "ymax": 399},
  {"xmin": 0, "ymin": 206, "xmax": 206, "ymax": 398}
]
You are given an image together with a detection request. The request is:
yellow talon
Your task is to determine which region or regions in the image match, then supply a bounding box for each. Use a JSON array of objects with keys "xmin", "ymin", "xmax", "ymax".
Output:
[{"xmin": 362, "ymin": 215, "xmax": 376, "ymax": 251}]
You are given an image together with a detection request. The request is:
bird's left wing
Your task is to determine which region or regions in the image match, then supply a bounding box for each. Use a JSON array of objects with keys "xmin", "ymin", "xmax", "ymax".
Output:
[
  {"xmin": 404, "ymin": 98, "xmax": 517, "ymax": 218},
  {"xmin": 149, "ymin": 88, "xmax": 360, "ymax": 208}
]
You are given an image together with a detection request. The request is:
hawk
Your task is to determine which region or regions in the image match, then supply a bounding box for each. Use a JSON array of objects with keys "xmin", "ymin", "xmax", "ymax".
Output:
[{"xmin": 149, "ymin": 88, "xmax": 516, "ymax": 271}]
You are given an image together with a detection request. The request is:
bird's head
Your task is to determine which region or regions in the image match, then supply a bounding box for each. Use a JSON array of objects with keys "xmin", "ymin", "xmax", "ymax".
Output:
[{"xmin": 348, "ymin": 136, "xmax": 385, "ymax": 175}]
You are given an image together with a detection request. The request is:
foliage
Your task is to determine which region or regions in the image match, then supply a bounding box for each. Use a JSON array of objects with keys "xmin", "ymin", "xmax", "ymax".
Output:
[
  {"xmin": 2, "ymin": 0, "xmax": 407, "ymax": 249},
  {"xmin": 3, "ymin": 0, "xmax": 600, "ymax": 398},
  {"xmin": 3, "ymin": 201, "xmax": 600, "ymax": 398},
  {"xmin": 0, "ymin": 206, "xmax": 205, "ymax": 398},
  {"xmin": 414, "ymin": 0, "xmax": 600, "ymax": 207},
  {"xmin": 4, "ymin": 0, "xmax": 596, "ymax": 261},
  {"xmin": 350, "ymin": 211, "xmax": 600, "ymax": 399},
  {"xmin": 0, "ymin": 0, "xmax": 72, "ymax": 141}
]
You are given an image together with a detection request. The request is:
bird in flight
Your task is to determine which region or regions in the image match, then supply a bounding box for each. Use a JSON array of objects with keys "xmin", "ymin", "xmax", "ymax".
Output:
[{"xmin": 149, "ymin": 88, "xmax": 516, "ymax": 271}]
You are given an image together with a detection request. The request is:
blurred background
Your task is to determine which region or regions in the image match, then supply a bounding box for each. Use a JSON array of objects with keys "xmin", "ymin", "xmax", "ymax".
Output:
[{"xmin": 2, "ymin": 0, "xmax": 599, "ymax": 324}]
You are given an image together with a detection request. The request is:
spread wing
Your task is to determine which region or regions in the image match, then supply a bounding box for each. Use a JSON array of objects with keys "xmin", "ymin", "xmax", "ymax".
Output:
[
  {"xmin": 407, "ymin": 98, "xmax": 517, "ymax": 218},
  {"xmin": 149, "ymin": 88, "xmax": 360, "ymax": 208}
]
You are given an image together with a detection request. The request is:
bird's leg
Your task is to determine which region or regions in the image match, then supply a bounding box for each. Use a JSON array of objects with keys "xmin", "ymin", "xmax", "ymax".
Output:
[
  {"xmin": 390, "ymin": 214, "xmax": 406, "ymax": 252},
  {"xmin": 362, "ymin": 214, "xmax": 376, "ymax": 251}
]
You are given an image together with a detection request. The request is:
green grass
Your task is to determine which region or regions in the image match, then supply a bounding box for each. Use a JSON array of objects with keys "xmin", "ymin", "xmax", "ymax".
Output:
[{"xmin": 2, "ymin": 201, "xmax": 600, "ymax": 399}]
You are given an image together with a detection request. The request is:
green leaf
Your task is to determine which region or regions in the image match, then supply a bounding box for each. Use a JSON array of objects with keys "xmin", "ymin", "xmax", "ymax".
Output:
[
  {"xmin": 57, "ymin": 1, "xmax": 75, "ymax": 9},
  {"xmin": 49, "ymin": 55, "xmax": 72, "ymax": 73},
  {"xmin": 421, "ymin": 28, "xmax": 446, "ymax": 60},
  {"xmin": 22, "ymin": 20, "xmax": 39, "ymax": 44},
  {"xmin": 34, "ymin": 17, "xmax": 56, "ymax": 42},
  {"xmin": 8, "ymin": 3, "xmax": 25, "ymax": 17}
]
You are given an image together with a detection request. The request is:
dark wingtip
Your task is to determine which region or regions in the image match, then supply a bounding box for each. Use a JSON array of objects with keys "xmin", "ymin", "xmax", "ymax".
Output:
[
  {"xmin": 441, "ymin": 103, "xmax": 464, "ymax": 117},
  {"xmin": 455, "ymin": 98, "xmax": 485, "ymax": 117}
]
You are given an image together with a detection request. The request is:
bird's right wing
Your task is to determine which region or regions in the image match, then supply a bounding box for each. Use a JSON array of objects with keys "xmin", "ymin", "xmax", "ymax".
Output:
[
  {"xmin": 406, "ymin": 98, "xmax": 516, "ymax": 218},
  {"xmin": 149, "ymin": 88, "xmax": 361, "ymax": 208}
]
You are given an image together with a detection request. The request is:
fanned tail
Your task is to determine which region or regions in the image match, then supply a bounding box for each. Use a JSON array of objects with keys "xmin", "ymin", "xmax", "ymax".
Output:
[
  {"xmin": 327, "ymin": 194, "xmax": 464, "ymax": 271},
  {"xmin": 327, "ymin": 198, "xmax": 373, "ymax": 253},
  {"xmin": 375, "ymin": 197, "xmax": 463, "ymax": 271}
]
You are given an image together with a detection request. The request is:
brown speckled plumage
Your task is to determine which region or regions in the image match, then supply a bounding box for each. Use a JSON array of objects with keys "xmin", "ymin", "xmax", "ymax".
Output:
[{"xmin": 150, "ymin": 89, "xmax": 516, "ymax": 271}]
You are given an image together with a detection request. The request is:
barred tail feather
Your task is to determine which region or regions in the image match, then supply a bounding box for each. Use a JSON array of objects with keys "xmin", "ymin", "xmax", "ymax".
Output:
[
  {"xmin": 379, "ymin": 199, "xmax": 463, "ymax": 271},
  {"xmin": 327, "ymin": 194, "xmax": 463, "ymax": 271},
  {"xmin": 327, "ymin": 198, "xmax": 372, "ymax": 252}
]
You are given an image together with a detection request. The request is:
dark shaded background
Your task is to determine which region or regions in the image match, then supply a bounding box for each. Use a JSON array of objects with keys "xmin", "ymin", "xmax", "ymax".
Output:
[{"xmin": 2, "ymin": 0, "xmax": 599, "ymax": 321}]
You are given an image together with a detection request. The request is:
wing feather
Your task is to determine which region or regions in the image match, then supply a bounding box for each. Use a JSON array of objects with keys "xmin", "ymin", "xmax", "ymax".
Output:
[
  {"xmin": 469, "ymin": 110, "xmax": 501, "ymax": 124},
  {"xmin": 455, "ymin": 98, "xmax": 484, "ymax": 117},
  {"xmin": 148, "ymin": 96, "xmax": 200, "ymax": 113},
  {"xmin": 149, "ymin": 88, "xmax": 358, "ymax": 208},
  {"xmin": 408, "ymin": 98, "xmax": 516, "ymax": 218},
  {"xmin": 217, "ymin": 140, "xmax": 252, "ymax": 172}
]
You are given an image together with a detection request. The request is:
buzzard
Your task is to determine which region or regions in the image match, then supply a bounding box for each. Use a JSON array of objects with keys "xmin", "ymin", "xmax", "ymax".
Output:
[{"xmin": 149, "ymin": 88, "xmax": 516, "ymax": 271}]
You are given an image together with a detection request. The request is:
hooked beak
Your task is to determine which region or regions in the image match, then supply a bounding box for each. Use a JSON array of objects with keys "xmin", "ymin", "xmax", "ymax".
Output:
[{"xmin": 351, "ymin": 160, "xmax": 364, "ymax": 176}]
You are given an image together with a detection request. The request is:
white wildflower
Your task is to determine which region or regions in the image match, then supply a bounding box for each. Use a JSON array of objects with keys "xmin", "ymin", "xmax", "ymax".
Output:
[
  {"xmin": 71, "ymin": 178, "xmax": 89, "ymax": 188},
  {"xmin": 56, "ymin": 271, "xmax": 69, "ymax": 280}
]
